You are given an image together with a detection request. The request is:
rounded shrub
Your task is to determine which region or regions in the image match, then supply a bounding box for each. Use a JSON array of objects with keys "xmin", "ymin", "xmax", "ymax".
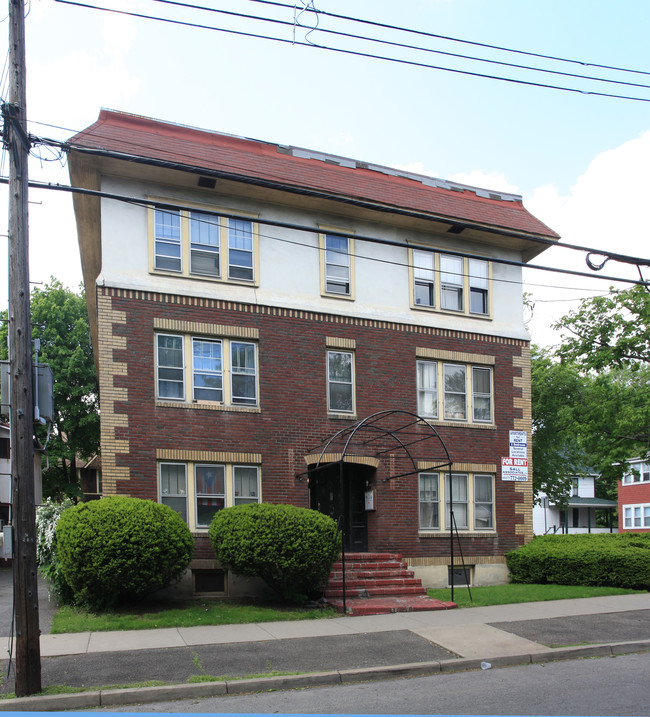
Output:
[
  {"xmin": 56, "ymin": 496, "xmax": 194, "ymax": 610},
  {"xmin": 209, "ymin": 503, "xmax": 341, "ymax": 603},
  {"xmin": 506, "ymin": 533, "xmax": 650, "ymax": 590}
]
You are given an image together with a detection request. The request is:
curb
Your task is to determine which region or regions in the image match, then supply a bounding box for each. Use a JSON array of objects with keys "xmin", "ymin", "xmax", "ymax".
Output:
[{"xmin": 2, "ymin": 639, "xmax": 650, "ymax": 711}]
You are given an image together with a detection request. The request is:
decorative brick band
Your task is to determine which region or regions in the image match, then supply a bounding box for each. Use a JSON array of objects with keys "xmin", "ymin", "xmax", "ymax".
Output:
[
  {"xmin": 417, "ymin": 461, "xmax": 497, "ymax": 472},
  {"xmin": 154, "ymin": 317, "xmax": 259, "ymax": 339},
  {"xmin": 303, "ymin": 453, "xmax": 380, "ymax": 468},
  {"xmin": 416, "ymin": 347, "xmax": 496, "ymax": 365},
  {"xmin": 407, "ymin": 555, "xmax": 508, "ymax": 566},
  {"xmin": 512, "ymin": 345, "xmax": 533, "ymax": 541},
  {"xmin": 101, "ymin": 286, "xmax": 528, "ymax": 347},
  {"xmin": 157, "ymin": 449, "xmax": 262, "ymax": 463},
  {"xmin": 96, "ymin": 293, "xmax": 130, "ymax": 493},
  {"xmin": 155, "ymin": 400, "xmax": 261, "ymax": 414},
  {"xmin": 326, "ymin": 336, "xmax": 357, "ymax": 349}
]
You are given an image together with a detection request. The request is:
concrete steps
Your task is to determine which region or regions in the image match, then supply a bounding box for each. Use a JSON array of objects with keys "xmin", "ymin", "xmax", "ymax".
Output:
[{"xmin": 325, "ymin": 552, "xmax": 457, "ymax": 616}]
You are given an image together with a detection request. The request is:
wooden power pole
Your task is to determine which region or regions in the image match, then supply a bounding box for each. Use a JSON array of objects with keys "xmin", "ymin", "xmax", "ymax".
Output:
[{"xmin": 5, "ymin": 0, "xmax": 42, "ymax": 696}]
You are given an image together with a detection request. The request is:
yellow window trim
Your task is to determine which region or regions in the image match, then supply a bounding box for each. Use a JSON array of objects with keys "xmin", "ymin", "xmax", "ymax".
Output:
[{"xmin": 408, "ymin": 246, "xmax": 492, "ymax": 319}]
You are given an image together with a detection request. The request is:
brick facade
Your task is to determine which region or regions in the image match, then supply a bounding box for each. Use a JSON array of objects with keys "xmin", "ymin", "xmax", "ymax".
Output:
[{"xmin": 97, "ymin": 286, "xmax": 533, "ymax": 562}]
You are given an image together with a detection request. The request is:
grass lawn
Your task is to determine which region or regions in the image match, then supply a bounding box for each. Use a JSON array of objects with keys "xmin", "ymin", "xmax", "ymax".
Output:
[
  {"xmin": 427, "ymin": 583, "xmax": 645, "ymax": 608},
  {"xmin": 49, "ymin": 583, "xmax": 646, "ymax": 633},
  {"xmin": 51, "ymin": 599, "xmax": 336, "ymax": 634}
]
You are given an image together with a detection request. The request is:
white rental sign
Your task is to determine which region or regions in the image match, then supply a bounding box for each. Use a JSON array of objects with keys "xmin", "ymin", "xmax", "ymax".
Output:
[
  {"xmin": 502, "ymin": 457, "xmax": 529, "ymax": 481},
  {"xmin": 509, "ymin": 430, "xmax": 528, "ymax": 459}
]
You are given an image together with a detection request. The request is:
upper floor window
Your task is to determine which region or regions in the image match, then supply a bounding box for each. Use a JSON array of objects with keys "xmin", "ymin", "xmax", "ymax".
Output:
[
  {"xmin": 419, "ymin": 471, "xmax": 494, "ymax": 532},
  {"xmin": 320, "ymin": 232, "xmax": 355, "ymax": 299},
  {"xmin": 410, "ymin": 248, "xmax": 490, "ymax": 317},
  {"xmin": 327, "ymin": 350, "xmax": 355, "ymax": 414},
  {"xmin": 417, "ymin": 359, "xmax": 493, "ymax": 425},
  {"xmin": 623, "ymin": 462, "xmax": 650, "ymax": 484},
  {"xmin": 156, "ymin": 333, "xmax": 258, "ymax": 408},
  {"xmin": 151, "ymin": 206, "xmax": 258, "ymax": 284}
]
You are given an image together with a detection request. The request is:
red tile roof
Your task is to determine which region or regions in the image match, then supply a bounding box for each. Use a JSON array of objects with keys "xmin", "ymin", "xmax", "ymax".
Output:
[{"xmin": 69, "ymin": 110, "xmax": 559, "ymax": 240}]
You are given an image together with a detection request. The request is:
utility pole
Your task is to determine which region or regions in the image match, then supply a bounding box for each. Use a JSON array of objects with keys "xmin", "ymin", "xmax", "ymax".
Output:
[{"xmin": 5, "ymin": 0, "xmax": 42, "ymax": 696}]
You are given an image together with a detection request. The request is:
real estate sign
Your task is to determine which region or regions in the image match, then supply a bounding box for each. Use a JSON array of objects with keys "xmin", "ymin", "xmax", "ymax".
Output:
[{"xmin": 502, "ymin": 457, "xmax": 529, "ymax": 481}]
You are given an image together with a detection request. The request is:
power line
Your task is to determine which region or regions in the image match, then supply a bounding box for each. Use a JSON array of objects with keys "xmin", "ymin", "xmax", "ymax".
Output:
[
  {"xmin": 5, "ymin": 175, "xmax": 648, "ymax": 290},
  {"xmin": 50, "ymin": 0, "xmax": 650, "ymax": 103},
  {"xmin": 247, "ymin": 0, "xmax": 650, "ymax": 79},
  {"xmin": 142, "ymin": 0, "xmax": 650, "ymax": 92}
]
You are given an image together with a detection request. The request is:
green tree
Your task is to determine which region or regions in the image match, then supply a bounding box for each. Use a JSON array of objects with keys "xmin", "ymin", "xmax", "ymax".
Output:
[
  {"xmin": 0, "ymin": 279, "xmax": 99, "ymax": 498},
  {"xmin": 531, "ymin": 346, "xmax": 592, "ymax": 504},
  {"xmin": 556, "ymin": 284, "xmax": 650, "ymax": 370}
]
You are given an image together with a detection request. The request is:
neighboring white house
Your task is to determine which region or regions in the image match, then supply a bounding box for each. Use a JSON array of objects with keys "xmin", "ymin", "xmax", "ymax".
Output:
[{"xmin": 533, "ymin": 475, "xmax": 617, "ymax": 535}]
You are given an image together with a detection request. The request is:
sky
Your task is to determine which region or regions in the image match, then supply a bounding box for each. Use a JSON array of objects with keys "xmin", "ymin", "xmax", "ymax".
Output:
[{"xmin": 2, "ymin": 0, "xmax": 650, "ymax": 348}]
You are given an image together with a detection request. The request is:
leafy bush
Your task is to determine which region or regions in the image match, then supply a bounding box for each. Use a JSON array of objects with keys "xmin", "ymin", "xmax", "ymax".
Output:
[
  {"xmin": 36, "ymin": 497, "xmax": 75, "ymax": 604},
  {"xmin": 209, "ymin": 503, "xmax": 341, "ymax": 603},
  {"xmin": 507, "ymin": 533, "xmax": 650, "ymax": 590},
  {"xmin": 56, "ymin": 496, "xmax": 194, "ymax": 610}
]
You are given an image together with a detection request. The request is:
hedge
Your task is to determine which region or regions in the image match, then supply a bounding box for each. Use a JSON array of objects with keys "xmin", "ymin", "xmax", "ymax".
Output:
[
  {"xmin": 56, "ymin": 496, "xmax": 194, "ymax": 610},
  {"xmin": 209, "ymin": 502, "xmax": 341, "ymax": 603},
  {"xmin": 506, "ymin": 533, "xmax": 650, "ymax": 590}
]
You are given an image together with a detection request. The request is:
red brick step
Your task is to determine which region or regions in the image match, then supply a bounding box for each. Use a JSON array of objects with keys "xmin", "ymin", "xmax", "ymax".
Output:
[{"xmin": 324, "ymin": 552, "xmax": 457, "ymax": 616}]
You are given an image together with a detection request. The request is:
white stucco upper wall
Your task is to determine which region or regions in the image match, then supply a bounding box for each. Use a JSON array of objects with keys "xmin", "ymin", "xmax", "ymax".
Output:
[{"xmin": 98, "ymin": 176, "xmax": 530, "ymax": 340}]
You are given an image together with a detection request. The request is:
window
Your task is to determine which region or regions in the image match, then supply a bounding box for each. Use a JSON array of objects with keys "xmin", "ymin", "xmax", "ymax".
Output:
[
  {"xmin": 157, "ymin": 334, "xmax": 184, "ymax": 399},
  {"xmin": 419, "ymin": 473, "xmax": 439, "ymax": 529},
  {"xmin": 419, "ymin": 471, "xmax": 494, "ymax": 532},
  {"xmin": 623, "ymin": 504, "xmax": 650, "ymax": 529},
  {"xmin": 327, "ymin": 350, "xmax": 354, "ymax": 413},
  {"xmin": 440, "ymin": 255, "xmax": 463, "ymax": 311},
  {"xmin": 154, "ymin": 209, "xmax": 181, "ymax": 272},
  {"xmin": 444, "ymin": 364, "xmax": 466, "ymax": 420},
  {"xmin": 416, "ymin": 361, "xmax": 438, "ymax": 418},
  {"xmin": 469, "ymin": 259, "xmax": 489, "ymax": 315},
  {"xmin": 151, "ymin": 207, "xmax": 257, "ymax": 283},
  {"xmin": 190, "ymin": 212, "xmax": 220, "ymax": 277},
  {"xmin": 159, "ymin": 461, "xmax": 260, "ymax": 531},
  {"xmin": 156, "ymin": 333, "xmax": 258, "ymax": 408},
  {"xmin": 623, "ymin": 462, "xmax": 650, "ymax": 484},
  {"xmin": 320, "ymin": 232, "xmax": 354, "ymax": 298},
  {"xmin": 413, "ymin": 249, "xmax": 435, "ymax": 307},
  {"xmin": 410, "ymin": 249, "xmax": 491, "ymax": 317},
  {"xmin": 160, "ymin": 462, "xmax": 188, "ymax": 522},
  {"xmin": 417, "ymin": 360, "xmax": 493, "ymax": 425},
  {"xmin": 472, "ymin": 367, "xmax": 492, "ymax": 422}
]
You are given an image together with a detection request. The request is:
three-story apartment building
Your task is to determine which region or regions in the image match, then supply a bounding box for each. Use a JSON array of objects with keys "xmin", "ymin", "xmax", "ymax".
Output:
[{"xmin": 68, "ymin": 110, "xmax": 558, "ymax": 592}]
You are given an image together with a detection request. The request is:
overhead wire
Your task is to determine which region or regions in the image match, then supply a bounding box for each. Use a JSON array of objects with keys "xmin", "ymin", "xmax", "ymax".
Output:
[
  {"xmin": 247, "ymin": 0, "xmax": 650, "ymax": 78},
  {"xmin": 50, "ymin": 0, "xmax": 650, "ymax": 103},
  {"xmin": 3, "ymin": 174, "xmax": 647, "ymax": 292},
  {"xmin": 142, "ymin": 0, "xmax": 650, "ymax": 92}
]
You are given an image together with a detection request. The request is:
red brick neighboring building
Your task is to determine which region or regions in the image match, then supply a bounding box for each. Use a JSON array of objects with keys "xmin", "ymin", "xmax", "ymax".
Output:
[
  {"xmin": 619, "ymin": 459, "xmax": 650, "ymax": 531},
  {"xmin": 68, "ymin": 110, "xmax": 558, "ymax": 592}
]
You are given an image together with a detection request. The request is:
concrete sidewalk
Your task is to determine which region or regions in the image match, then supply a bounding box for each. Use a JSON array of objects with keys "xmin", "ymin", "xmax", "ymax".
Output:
[{"xmin": 1, "ymin": 592, "xmax": 650, "ymax": 711}]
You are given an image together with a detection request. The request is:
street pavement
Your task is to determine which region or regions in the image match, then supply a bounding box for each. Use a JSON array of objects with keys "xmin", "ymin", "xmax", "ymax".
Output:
[{"xmin": 0, "ymin": 572, "xmax": 649, "ymax": 711}]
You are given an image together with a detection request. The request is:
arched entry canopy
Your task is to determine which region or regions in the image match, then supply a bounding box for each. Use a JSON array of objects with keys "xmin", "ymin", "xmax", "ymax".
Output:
[
  {"xmin": 299, "ymin": 410, "xmax": 454, "ymax": 610},
  {"xmin": 301, "ymin": 409, "xmax": 452, "ymax": 483}
]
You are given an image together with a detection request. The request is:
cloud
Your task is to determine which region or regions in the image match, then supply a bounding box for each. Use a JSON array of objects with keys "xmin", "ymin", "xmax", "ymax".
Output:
[
  {"xmin": 524, "ymin": 131, "xmax": 650, "ymax": 347},
  {"xmin": 447, "ymin": 170, "xmax": 519, "ymax": 195}
]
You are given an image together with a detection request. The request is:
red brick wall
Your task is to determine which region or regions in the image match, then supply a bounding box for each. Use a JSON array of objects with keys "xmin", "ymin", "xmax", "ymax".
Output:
[
  {"xmin": 101, "ymin": 288, "xmax": 530, "ymax": 560},
  {"xmin": 618, "ymin": 481, "xmax": 650, "ymax": 532}
]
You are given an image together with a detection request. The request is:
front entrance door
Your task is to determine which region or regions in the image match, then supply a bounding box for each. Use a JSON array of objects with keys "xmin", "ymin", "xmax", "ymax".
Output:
[{"xmin": 309, "ymin": 463, "xmax": 371, "ymax": 552}]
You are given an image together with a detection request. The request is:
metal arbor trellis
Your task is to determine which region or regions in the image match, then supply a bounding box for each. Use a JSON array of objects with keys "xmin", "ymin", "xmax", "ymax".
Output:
[{"xmin": 299, "ymin": 409, "xmax": 468, "ymax": 611}]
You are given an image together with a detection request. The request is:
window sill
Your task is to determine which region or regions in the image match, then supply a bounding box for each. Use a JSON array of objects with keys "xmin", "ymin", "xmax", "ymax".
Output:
[
  {"xmin": 328, "ymin": 412, "xmax": 357, "ymax": 420},
  {"xmin": 418, "ymin": 530, "xmax": 497, "ymax": 537},
  {"xmin": 410, "ymin": 303, "xmax": 492, "ymax": 320},
  {"xmin": 418, "ymin": 418, "xmax": 496, "ymax": 430},
  {"xmin": 156, "ymin": 400, "xmax": 261, "ymax": 413},
  {"xmin": 321, "ymin": 292, "xmax": 355, "ymax": 301},
  {"xmin": 151, "ymin": 269, "xmax": 258, "ymax": 288}
]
